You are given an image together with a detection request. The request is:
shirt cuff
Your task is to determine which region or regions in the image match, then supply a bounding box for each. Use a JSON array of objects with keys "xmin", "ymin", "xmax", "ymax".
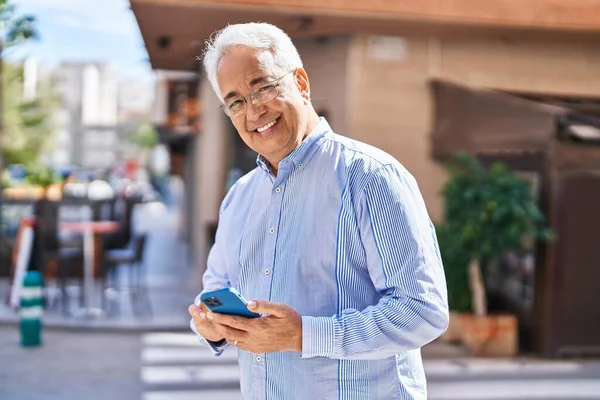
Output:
[
  {"xmin": 189, "ymin": 318, "xmax": 230, "ymax": 356},
  {"xmin": 301, "ymin": 316, "xmax": 338, "ymax": 359}
]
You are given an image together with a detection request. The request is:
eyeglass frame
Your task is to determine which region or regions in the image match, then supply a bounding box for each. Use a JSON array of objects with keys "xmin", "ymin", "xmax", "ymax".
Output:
[{"xmin": 220, "ymin": 70, "xmax": 295, "ymax": 117}]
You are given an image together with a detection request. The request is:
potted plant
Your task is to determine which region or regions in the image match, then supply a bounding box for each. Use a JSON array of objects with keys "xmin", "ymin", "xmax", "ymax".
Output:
[
  {"xmin": 25, "ymin": 164, "xmax": 57, "ymax": 198},
  {"xmin": 439, "ymin": 152, "xmax": 553, "ymax": 356},
  {"xmin": 436, "ymin": 223, "xmax": 471, "ymax": 343}
]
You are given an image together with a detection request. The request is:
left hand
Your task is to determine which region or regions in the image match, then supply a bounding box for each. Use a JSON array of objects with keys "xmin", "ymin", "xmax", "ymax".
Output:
[{"xmin": 207, "ymin": 300, "xmax": 303, "ymax": 354}]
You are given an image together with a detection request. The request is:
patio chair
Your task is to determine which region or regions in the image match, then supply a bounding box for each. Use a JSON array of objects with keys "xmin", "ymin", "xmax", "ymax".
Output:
[{"xmin": 101, "ymin": 233, "xmax": 151, "ymax": 317}]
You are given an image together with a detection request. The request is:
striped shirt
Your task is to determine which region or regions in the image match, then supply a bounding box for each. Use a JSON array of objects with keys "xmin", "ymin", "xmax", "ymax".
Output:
[{"xmin": 191, "ymin": 118, "xmax": 449, "ymax": 399}]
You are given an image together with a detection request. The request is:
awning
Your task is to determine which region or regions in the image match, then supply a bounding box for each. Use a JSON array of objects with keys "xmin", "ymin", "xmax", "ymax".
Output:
[
  {"xmin": 130, "ymin": 0, "xmax": 600, "ymax": 71},
  {"xmin": 429, "ymin": 79, "xmax": 565, "ymax": 159}
]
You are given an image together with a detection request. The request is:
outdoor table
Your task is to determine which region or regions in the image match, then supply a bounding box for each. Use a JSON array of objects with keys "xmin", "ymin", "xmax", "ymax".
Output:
[{"xmin": 59, "ymin": 221, "xmax": 119, "ymax": 318}]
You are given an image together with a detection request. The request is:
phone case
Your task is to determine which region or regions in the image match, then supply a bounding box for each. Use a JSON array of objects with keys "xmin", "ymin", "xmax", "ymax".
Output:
[{"xmin": 200, "ymin": 287, "xmax": 261, "ymax": 318}]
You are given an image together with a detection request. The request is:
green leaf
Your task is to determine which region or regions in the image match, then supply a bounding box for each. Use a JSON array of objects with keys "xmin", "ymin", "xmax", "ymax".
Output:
[{"xmin": 439, "ymin": 152, "xmax": 554, "ymax": 305}]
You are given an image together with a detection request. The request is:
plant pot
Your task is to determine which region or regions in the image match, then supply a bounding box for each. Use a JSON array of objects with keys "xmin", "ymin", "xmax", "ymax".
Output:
[
  {"xmin": 439, "ymin": 311, "xmax": 464, "ymax": 343},
  {"xmin": 461, "ymin": 313, "xmax": 518, "ymax": 357}
]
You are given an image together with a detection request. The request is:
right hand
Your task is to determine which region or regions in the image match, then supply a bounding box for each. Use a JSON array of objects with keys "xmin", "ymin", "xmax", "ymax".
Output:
[{"xmin": 188, "ymin": 302, "xmax": 224, "ymax": 342}]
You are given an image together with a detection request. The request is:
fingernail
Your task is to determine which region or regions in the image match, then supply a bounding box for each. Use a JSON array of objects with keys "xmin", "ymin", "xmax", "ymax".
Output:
[
  {"xmin": 247, "ymin": 301, "xmax": 256, "ymax": 309},
  {"xmin": 198, "ymin": 312, "xmax": 205, "ymax": 320},
  {"xmin": 206, "ymin": 312, "xmax": 214, "ymax": 320}
]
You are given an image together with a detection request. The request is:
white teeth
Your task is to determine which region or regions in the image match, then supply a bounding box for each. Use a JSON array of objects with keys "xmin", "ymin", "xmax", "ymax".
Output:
[{"xmin": 257, "ymin": 119, "xmax": 277, "ymax": 133}]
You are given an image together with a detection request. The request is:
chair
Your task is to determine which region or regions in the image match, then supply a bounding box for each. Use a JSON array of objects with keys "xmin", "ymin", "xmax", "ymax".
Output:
[
  {"xmin": 101, "ymin": 233, "xmax": 151, "ymax": 317},
  {"xmin": 32, "ymin": 200, "xmax": 85, "ymax": 314},
  {"xmin": 102, "ymin": 197, "xmax": 136, "ymax": 251}
]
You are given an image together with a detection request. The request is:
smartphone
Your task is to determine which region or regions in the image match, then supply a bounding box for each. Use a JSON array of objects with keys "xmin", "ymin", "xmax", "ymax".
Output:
[{"xmin": 199, "ymin": 287, "xmax": 261, "ymax": 318}]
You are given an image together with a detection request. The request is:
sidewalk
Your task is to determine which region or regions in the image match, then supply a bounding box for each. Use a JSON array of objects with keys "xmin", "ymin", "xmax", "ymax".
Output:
[
  {"xmin": 0, "ymin": 203, "xmax": 202, "ymax": 332},
  {"xmin": 423, "ymin": 339, "xmax": 471, "ymax": 359}
]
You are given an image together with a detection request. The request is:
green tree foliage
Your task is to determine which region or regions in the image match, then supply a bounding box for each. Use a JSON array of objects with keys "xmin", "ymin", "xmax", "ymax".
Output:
[
  {"xmin": 129, "ymin": 123, "xmax": 158, "ymax": 149},
  {"xmin": 438, "ymin": 152, "xmax": 553, "ymax": 312},
  {"xmin": 436, "ymin": 223, "xmax": 472, "ymax": 313},
  {"xmin": 2, "ymin": 63, "xmax": 57, "ymax": 166},
  {"xmin": 0, "ymin": 0, "xmax": 37, "ymax": 48},
  {"xmin": 0, "ymin": 0, "xmax": 39, "ymax": 168}
]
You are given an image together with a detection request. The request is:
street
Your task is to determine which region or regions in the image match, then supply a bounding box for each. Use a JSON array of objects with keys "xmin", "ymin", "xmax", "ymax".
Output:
[
  {"xmin": 2, "ymin": 326, "xmax": 600, "ymax": 400},
  {"xmin": 0, "ymin": 326, "xmax": 142, "ymax": 400}
]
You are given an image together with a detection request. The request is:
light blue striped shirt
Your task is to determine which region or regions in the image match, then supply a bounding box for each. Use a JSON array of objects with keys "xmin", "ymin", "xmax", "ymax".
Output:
[{"xmin": 192, "ymin": 118, "xmax": 449, "ymax": 399}]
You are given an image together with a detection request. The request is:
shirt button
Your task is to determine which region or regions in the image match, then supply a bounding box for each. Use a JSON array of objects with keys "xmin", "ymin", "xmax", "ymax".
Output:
[
  {"xmin": 269, "ymin": 228, "xmax": 275, "ymax": 234},
  {"xmin": 256, "ymin": 356, "xmax": 262, "ymax": 362},
  {"xmin": 275, "ymin": 187, "xmax": 281, "ymax": 193},
  {"xmin": 264, "ymin": 269, "xmax": 270, "ymax": 275},
  {"xmin": 298, "ymin": 163, "xmax": 304, "ymax": 168}
]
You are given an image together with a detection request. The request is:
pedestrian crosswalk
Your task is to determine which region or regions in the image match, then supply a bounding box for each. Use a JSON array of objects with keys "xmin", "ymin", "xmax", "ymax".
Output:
[
  {"xmin": 140, "ymin": 332, "xmax": 600, "ymax": 400},
  {"xmin": 141, "ymin": 332, "xmax": 241, "ymax": 400}
]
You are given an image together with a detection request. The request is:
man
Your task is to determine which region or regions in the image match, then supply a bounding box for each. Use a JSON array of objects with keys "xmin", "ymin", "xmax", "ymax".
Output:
[{"xmin": 188, "ymin": 22, "xmax": 448, "ymax": 399}]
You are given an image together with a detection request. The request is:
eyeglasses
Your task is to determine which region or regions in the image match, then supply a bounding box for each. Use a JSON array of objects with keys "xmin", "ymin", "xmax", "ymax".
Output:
[{"xmin": 221, "ymin": 71, "xmax": 294, "ymax": 117}]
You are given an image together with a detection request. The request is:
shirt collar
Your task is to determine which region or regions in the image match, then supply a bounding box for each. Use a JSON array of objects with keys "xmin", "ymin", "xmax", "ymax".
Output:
[{"xmin": 256, "ymin": 117, "xmax": 331, "ymax": 173}]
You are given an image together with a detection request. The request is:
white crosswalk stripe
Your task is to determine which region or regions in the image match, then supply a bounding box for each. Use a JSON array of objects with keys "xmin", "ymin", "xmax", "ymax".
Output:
[
  {"xmin": 142, "ymin": 365, "xmax": 241, "ymax": 385},
  {"xmin": 142, "ymin": 346, "xmax": 238, "ymax": 364},
  {"xmin": 141, "ymin": 332, "xmax": 241, "ymax": 399}
]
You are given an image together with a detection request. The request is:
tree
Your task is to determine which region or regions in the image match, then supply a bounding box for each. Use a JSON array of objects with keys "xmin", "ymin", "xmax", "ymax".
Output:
[
  {"xmin": 127, "ymin": 122, "xmax": 158, "ymax": 169},
  {"xmin": 439, "ymin": 152, "xmax": 553, "ymax": 316},
  {"xmin": 2, "ymin": 63, "xmax": 57, "ymax": 166},
  {"xmin": 129, "ymin": 123, "xmax": 158, "ymax": 149},
  {"xmin": 0, "ymin": 0, "xmax": 38, "ymax": 172},
  {"xmin": 0, "ymin": 1, "xmax": 37, "ymax": 252}
]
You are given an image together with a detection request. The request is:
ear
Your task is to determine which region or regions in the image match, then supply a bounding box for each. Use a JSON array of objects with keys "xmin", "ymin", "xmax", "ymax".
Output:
[{"xmin": 294, "ymin": 68, "xmax": 311, "ymax": 104}]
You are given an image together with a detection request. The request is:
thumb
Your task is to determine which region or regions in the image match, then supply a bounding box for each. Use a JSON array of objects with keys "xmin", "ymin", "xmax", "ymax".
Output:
[{"xmin": 247, "ymin": 300, "xmax": 288, "ymax": 317}]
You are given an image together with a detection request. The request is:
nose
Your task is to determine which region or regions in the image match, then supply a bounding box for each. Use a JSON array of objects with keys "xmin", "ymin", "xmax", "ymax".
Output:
[{"xmin": 245, "ymin": 99, "xmax": 267, "ymax": 122}]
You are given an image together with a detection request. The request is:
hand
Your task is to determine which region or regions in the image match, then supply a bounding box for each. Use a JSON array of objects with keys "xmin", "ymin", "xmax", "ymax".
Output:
[
  {"xmin": 188, "ymin": 303, "xmax": 225, "ymax": 343},
  {"xmin": 207, "ymin": 300, "xmax": 303, "ymax": 354}
]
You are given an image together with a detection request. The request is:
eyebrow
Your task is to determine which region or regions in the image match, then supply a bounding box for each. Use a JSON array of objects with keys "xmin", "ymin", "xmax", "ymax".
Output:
[{"xmin": 223, "ymin": 76, "xmax": 269, "ymax": 103}]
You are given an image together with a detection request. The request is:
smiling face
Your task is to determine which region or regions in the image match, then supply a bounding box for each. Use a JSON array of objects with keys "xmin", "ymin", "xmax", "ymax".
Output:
[{"xmin": 216, "ymin": 46, "xmax": 314, "ymax": 172}]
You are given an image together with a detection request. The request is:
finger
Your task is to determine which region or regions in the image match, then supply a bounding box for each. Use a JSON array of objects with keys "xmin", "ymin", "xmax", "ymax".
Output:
[
  {"xmin": 213, "ymin": 322, "xmax": 247, "ymax": 341},
  {"xmin": 199, "ymin": 303, "xmax": 211, "ymax": 313},
  {"xmin": 208, "ymin": 312, "xmax": 252, "ymax": 330},
  {"xmin": 189, "ymin": 305, "xmax": 213, "ymax": 327},
  {"xmin": 226, "ymin": 338, "xmax": 243, "ymax": 346},
  {"xmin": 247, "ymin": 300, "xmax": 288, "ymax": 317},
  {"xmin": 188, "ymin": 304, "xmax": 204, "ymax": 319},
  {"xmin": 227, "ymin": 340, "xmax": 255, "ymax": 353},
  {"xmin": 231, "ymin": 340, "xmax": 252, "ymax": 352}
]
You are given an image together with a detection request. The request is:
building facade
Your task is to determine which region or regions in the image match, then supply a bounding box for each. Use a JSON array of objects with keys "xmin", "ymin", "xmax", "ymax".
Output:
[
  {"xmin": 132, "ymin": 1, "xmax": 600, "ymax": 355},
  {"xmin": 132, "ymin": 0, "xmax": 600, "ymax": 274}
]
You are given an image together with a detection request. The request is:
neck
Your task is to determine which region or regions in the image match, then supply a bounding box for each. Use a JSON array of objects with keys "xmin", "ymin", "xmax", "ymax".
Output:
[{"xmin": 268, "ymin": 111, "xmax": 320, "ymax": 177}]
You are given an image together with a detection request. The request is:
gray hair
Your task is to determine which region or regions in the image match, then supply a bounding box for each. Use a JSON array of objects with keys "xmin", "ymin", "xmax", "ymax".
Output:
[{"xmin": 202, "ymin": 23, "xmax": 303, "ymax": 102}]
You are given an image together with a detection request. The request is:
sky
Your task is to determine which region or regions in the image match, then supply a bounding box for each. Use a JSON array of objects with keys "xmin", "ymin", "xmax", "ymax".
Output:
[{"xmin": 9, "ymin": 0, "xmax": 153, "ymax": 82}]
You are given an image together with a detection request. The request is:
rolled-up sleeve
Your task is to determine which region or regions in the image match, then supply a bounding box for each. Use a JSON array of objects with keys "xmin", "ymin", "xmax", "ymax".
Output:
[{"xmin": 301, "ymin": 164, "xmax": 449, "ymax": 360}]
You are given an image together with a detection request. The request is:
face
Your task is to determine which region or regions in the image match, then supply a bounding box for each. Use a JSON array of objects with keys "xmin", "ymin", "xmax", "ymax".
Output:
[{"xmin": 216, "ymin": 47, "xmax": 312, "ymax": 169}]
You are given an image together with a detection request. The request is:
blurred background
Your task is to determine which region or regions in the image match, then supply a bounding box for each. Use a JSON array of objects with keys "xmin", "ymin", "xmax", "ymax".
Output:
[{"xmin": 1, "ymin": 1, "xmax": 600, "ymax": 399}]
